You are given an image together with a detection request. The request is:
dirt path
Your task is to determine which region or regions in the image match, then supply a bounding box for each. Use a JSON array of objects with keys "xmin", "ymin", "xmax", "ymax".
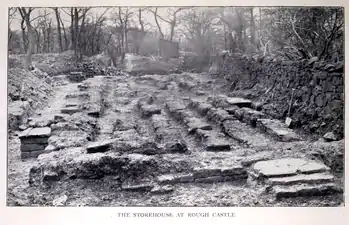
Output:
[{"xmin": 7, "ymin": 66, "xmax": 344, "ymax": 207}]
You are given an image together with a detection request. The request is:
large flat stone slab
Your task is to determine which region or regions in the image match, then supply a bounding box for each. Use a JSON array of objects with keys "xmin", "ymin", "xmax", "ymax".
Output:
[
  {"xmin": 268, "ymin": 173, "xmax": 334, "ymax": 186},
  {"xmin": 273, "ymin": 183, "xmax": 341, "ymax": 200},
  {"xmin": 226, "ymin": 97, "xmax": 252, "ymax": 108},
  {"xmin": 252, "ymin": 158, "xmax": 330, "ymax": 178},
  {"xmin": 256, "ymin": 119, "xmax": 301, "ymax": 142},
  {"xmin": 19, "ymin": 127, "xmax": 51, "ymax": 139}
]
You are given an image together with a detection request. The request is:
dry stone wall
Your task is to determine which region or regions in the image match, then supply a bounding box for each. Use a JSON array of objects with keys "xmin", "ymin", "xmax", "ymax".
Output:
[{"xmin": 219, "ymin": 54, "xmax": 344, "ymax": 138}]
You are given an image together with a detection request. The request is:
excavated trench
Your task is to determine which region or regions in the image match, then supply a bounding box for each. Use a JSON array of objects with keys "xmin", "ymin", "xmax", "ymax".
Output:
[{"xmin": 7, "ymin": 67, "xmax": 344, "ymax": 207}]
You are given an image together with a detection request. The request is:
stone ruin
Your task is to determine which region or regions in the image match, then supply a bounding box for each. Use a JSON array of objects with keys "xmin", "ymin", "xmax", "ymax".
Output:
[{"xmin": 19, "ymin": 127, "xmax": 51, "ymax": 159}]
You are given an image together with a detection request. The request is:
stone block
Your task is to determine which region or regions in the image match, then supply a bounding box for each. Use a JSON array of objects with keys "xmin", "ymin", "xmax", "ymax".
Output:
[
  {"xmin": 220, "ymin": 166, "xmax": 246, "ymax": 176},
  {"xmin": 207, "ymin": 108, "xmax": 235, "ymax": 124},
  {"xmin": 139, "ymin": 104, "xmax": 161, "ymax": 118},
  {"xmin": 121, "ymin": 183, "xmax": 154, "ymax": 192},
  {"xmin": 268, "ymin": 173, "xmax": 334, "ymax": 186},
  {"xmin": 86, "ymin": 139, "xmax": 115, "ymax": 153},
  {"xmin": 61, "ymin": 107, "xmax": 81, "ymax": 115},
  {"xmin": 252, "ymin": 158, "xmax": 330, "ymax": 178},
  {"xmin": 226, "ymin": 97, "xmax": 252, "ymax": 108},
  {"xmin": 185, "ymin": 117, "xmax": 212, "ymax": 133},
  {"xmin": 150, "ymin": 185, "xmax": 174, "ymax": 194},
  {"xmin": 193, "ymin": 168, "xmax": 222, "ymax": 178},
  {"xmin": 19, "ymin": 127, "xmax": 51, "ymax": 139},
  {"xmin": 273, "ymin": 183, "xmax": 341, "ymax": 200},
  {"xmin": 21, "ymin": 150, "xmax": 46, "ymax": 159},
  {"xmin": 20, "ymin": 143, "xmax": 47, "ymax": 152},
  {"xmin": 20, "ymin": 137, "xmax": 49, "ymax": 144},
  {"xmin": 151, "ymin": 115, "xmax": 170, "ymax": 131},
  {"xmin": 256, "ymin": 119, "xmax": 301, "ymax": 141},
  {"xmin": 157, "ymin": 173, "xmax": 194, "ymax": 184},
  {"xmin": 195, "ymin": 176, "xmax": 226, "ymax": 183}
]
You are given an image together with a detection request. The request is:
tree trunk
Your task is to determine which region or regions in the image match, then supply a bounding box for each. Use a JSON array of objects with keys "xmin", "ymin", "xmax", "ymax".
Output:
[
  {"xmin": 153, "ymin": 8, "xmax": 164, "ymax": 39},
  {"xmin": 70, "ymin": 8, "xmax": 75, "ymax": 50},
  {"xmin": 58, "ymin": 15, "xmax": 68, "ymax": 50},
  {"xmin": 35, "ymin": 29, "xmax": 40, "ymax": 53},
  {"xmin": 54, "ymin": 8, "xmax": 63, "ymax": 52},
  {"xmin": 47, "ymin": 21, "xmax": 52, "ymax": 53},
  {"xmin": 21, "ymin": 8, "xmax": 34, "ymax": 70},
  {"xmin": 250, "ymin": 7, "xmax": 255, "ymax": 47},
  {"xmin": 74, "ymin": 8, "xmax": 79, "ymax": 57},
  {"xmin": 20, "ymin": 19, "xmax": 27, "ymax": 53}
]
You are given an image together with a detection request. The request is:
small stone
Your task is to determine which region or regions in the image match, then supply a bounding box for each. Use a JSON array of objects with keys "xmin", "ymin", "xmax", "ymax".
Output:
[
  {"xmin": 86, "ymin": 139, "xmax": 115, "ymax": 153},
  {"xmin": 54, "ymin": 114, "xmax": 67, "ymax": 123},
  {"xmin": 52, "ymin": 195, "xmax": 68, "ymax": 206},
  {"xmin": 252, "ymin": 101, "xmax": 263, "ymax": 111},
  {"xmin": 323, "ymin": 132, "xmax": 338, "ymax": 142},
  {"xmin": 307, "ymin": 57, "xmax": 318, "ymax": 66},
  {"xmin": 150, "ymin": 185, "xmax": 174, "ymax": 194},
  {"xmin": 45, "ymin": 145, "xmax": 57, "ymax": 152},
  {"xmin": 19, "ymin": 125, "xmax": 27, "ymax": 131}
]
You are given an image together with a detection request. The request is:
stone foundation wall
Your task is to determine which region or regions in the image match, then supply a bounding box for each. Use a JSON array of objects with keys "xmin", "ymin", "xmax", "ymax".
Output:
[{"xmin": 219, "ymin": 54, "xmax": 344, "ymax": 138}]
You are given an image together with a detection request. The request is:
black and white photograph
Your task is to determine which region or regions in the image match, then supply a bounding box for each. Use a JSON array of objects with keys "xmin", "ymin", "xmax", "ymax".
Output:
[{"xmin": 7, "ymin": 6, "xmax": 344, "ymax": 207}]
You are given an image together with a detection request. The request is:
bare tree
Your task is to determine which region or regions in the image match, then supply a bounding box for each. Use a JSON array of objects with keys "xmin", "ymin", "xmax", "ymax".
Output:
[
  {"xmin": 149, "ymin": 8, "xmax": 164, "ymax": 39},
  {"xmin": 250, "ymin": 7, "xmax": 256, "ymax": 48},
  {"xmin": 153, "ymin": 7, "xmax": 185, "ymax": 41},
  {"xmin": 18, "ymin": 7, "xmax": 35, "ymax": 70},
  {"xmin": 53, "ymin": 8, "xmax": 63, "ymax": 52},
  {"xmin": 8, "ymin": 8, "xmax": 17, "ymax": 45},
  {"xmin": 114, "ymin": 7, "xmax": 133, "ymax": 62}
]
